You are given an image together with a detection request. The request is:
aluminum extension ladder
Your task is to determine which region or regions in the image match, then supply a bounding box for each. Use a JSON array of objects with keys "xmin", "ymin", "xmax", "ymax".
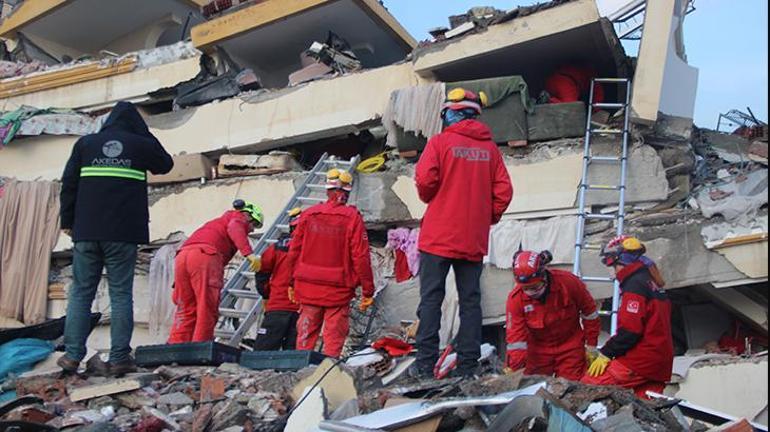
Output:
[
  {"xmin": 572, "ymin": 78, "xmax": 632, "ymax": 335},
  {"xmin": 215, "ymin": 153, "xmax": 361, "ymax": 346}
]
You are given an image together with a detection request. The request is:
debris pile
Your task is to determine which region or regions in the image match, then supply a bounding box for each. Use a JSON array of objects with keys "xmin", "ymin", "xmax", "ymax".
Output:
[
  {"xmin": 6, "ymin": 362, "xmax": 307, "ymax": 431},
  {"xmin": 2, "ymin": 354, "xmax": 762, "ymax": 431}
]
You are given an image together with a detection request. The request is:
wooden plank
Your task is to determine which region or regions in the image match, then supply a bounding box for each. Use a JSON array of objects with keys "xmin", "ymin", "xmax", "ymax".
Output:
[
  {"xmin": 69, "ymin": 373, "xmax": 157, "ymax": 402},
  {"xmin": 0, "ymin": 57, "xmax": 137, "ymax": 98},
  {"xmin": 709, "ymin": 233, "xmax": 769, "ymax": 250},
  {"xmin": 191, "ymin": 0, "xmax": 331, "ymax": 49},
  {"xmin": 0, "ymin": 0, "xmax": 69, "ymax": 38}
]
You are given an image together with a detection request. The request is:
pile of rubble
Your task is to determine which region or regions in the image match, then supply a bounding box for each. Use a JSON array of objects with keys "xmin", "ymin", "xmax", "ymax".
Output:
[{"xmin": 2, "ymin": 353, "xmax": 760, "ymax": 431}]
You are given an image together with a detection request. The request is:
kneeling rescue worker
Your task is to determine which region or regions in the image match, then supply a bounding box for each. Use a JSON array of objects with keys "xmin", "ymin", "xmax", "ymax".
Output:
[
  {"xmin": 167, "ymin": 200, "xmax": 264, "ymax": 343},
  {"xmin": 506, "ymin": 250, "xmax": 600, "ymax": 381},
  {"xmin": 253, "ymin": 208, "xmax": 303, "ymax": 351},
  {"xmin": 582, "ymin": 236, "xmax": 673, "ymax": 398},
  {"xmin": 287, "ymin": 169, "xmax": 375, "ymax": 358}
]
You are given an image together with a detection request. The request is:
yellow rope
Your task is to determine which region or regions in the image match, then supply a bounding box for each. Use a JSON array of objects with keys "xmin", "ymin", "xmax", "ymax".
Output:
[{"xmin": 356, "ymin": 152, "xmax": 387, "ymax": 174}]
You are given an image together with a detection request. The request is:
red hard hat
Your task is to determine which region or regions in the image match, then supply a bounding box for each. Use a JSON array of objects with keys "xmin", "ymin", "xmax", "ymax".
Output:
[{"xmin": 513, "ymin": 250, "xmax": 553, "ymax": 287}]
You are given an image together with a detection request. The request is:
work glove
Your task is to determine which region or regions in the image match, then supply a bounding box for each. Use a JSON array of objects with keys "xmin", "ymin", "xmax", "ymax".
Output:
[
  {"xmin": 506, "ymin": 350, "xmax": 527, "ymax": 371},
  {"xmin": 246, "ymin": 254, "xmax": 261, "ymax": 272},
  {"xmin": 585, "ymin": 345, "xmax": 599, "ymax": 365},
  {"xmin": 359, "ymin": 297, "xmax": 374, "ymax": 312},
  {"xmin": 288, "ymin": 286, "xmax": 297, "ymax": 304},
  {"xmin": 587, "ymin": 354, "xmax": 611, "ymax": 377}
]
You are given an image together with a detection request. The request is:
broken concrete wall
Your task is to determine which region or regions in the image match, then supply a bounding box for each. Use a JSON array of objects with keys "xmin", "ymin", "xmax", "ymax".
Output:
[
  {"xmin": 673, "ymin": 358, "xmax": 769, "ymax": 424},
  {"xmin": 631, "ymin": 0, "xmax": 699, "ymax": 132},
  {"xmin": 390, "ymin": 143, "xmax": 670, "ymax": 220},
  {"xmin": 148, "ymin": 176, "xmax": 299, "ymax": 243}
]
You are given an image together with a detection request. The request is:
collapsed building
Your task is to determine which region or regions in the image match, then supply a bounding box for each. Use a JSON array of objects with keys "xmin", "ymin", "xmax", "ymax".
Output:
[{"xmin": 0, "ymin": 0, "xmax": 767, "ymax": 430}]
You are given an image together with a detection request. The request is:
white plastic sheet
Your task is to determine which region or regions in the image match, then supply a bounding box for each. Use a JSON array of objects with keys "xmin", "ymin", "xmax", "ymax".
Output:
[{"xmin": 148, "ymin": 238, "xmax": 185, "ymax": 342}]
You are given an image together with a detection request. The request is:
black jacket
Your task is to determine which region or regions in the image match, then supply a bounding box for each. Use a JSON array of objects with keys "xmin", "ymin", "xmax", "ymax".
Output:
[{"xmin": 60, "ymin": 102, "xmax": 173, "ymax": 244}]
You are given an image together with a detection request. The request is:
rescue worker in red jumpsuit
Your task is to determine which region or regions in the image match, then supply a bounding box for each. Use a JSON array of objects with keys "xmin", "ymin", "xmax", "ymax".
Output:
[
  {"xmin": 253, "ymin": 208, "xmax": 302, "ymax": 351},
  {"xmin": 506, "ymin": 250, "xmax": 601, "ymax": 381},
  {"xmin": 582, "ymin": 236, "xmax": 673, "ymax": 398},
  {"xmin": 167, "ymin": 200, "xmax": 263, "ymax": 343},
  {"xmin": 544, "ymin": 64, "xmax": 605, "ymax": 105},
  {"xmin": 287, "ymin": 169, "xmax": 375, "ymax": 358},
  {"xmin": 413, "ymin": 88, "xmax": 514, "ymax": 378}
]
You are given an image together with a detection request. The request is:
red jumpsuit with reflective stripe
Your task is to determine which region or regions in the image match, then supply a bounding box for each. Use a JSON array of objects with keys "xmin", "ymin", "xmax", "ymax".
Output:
[
  {"xmin": 167, "ymin": 211, "xmax": 254, "ymax": 343},
  {"xmin": 582, "ymin": 261, "xmax": 673, "ymax": 398},
  {"xmin": 287, "ymin": 195, "xmax": 374, "ymax": 357},
  {"xmin": 506, "ymin": 269, "xmax": 601, "ymax": 380}
]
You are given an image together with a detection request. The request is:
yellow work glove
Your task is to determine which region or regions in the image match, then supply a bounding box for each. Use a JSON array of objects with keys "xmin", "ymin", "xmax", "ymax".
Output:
[
  {"xmin": 585, "ymin": 346, "xmax": 599, "ymax": 365},
  {"xmin": 246, "ymin": 254, "xmax": 261, "ymax": 272},
  {"xmin": 359, "ymin": 297, "xmax": 374, "ymax": 312},
  {"xmin": 288, "ymin": 287, "xmax": 297, "ymax": 304},
  {"xmin": 587, "ymin": 354, "xmax": 611, "ymax": 377}
]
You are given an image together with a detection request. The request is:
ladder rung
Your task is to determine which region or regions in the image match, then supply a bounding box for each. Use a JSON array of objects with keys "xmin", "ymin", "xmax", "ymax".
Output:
[
  {"xmin": 594, "ymin": 78, "xmax": 628, "ymax": 84},
  {"xmin": 590, "ymin": 129, "xmax": 624, "ymax": 135},
  {"xmin": 276, "ymin": 224, "xmax": 290, "ymax": 231},
  {"xmin": 215, "ymin": 329, "xmax": 234, "ymax": 339},
  {"xmin": 588, "ymin": 156, "xmax": 622, "ymax": 163},
  {"xmin": 297, "ymin": 196, "xmax": 326, "ymax": 203},
  {"xmin": 265, "ymin": 239, "xmax": 278, "ymax": 244},
  {"xmin": 598, "ymin": 310, "xmax": 616, "ymax": 316},
  {"xmin": 583, "ymin": 184, "xmax": 623, "ymax": 191},
  {"xmin": 324, "ymin": 160, "xmax": 352, "ymax": 167},
  {"xmin": 227, "ymin": 289, "xmax": 261, "ymax": 300},
  {"xmin": 219, "ymin": 308, "xmax": 249, "ymax": 319},
  {"xmin": 593, "ymin": 103, "xmax": 625, "ymax": 109},
  {"xmin": 578, "ymin": 243, "xmax": 603, "ymax": 251},
  {"xmin": 307, "ymin": 183, "xmax": 327, "ymax": 189},
  {"xmin": 582, "ymin": 276, "xmax": 615, "ymax": 283},
  {"xmin": 584, "ymin": 213, "xmax": 619, "ymax": 221}
]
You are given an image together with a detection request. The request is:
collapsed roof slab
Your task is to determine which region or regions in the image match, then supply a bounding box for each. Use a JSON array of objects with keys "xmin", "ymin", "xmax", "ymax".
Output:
[
  {"xmin": 0, "ymin": 0, "xmax": 205, "ymax": 57},
  {"xmin": 191, "ymin": 0, "xmax": 416, "ymax": 88},
  {"xmin": 148, "ymin": 62, "xmax": 419, "ymax": 156},
  {"xmin": 0, "ymin": 62, "xmax": 418, "ymax": 182},
  {"xmin": 411, "ymin": 0, "xmax": 621, "ymax": 85},
  {"xmin": 0, "ymin": 55, "xmax": 201, "ymax": 111}
]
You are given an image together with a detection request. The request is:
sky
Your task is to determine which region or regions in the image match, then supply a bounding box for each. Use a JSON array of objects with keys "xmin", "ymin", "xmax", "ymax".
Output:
[{"xmin": 384, "ymin": 0, "xmax": 769, "ymax": 129}]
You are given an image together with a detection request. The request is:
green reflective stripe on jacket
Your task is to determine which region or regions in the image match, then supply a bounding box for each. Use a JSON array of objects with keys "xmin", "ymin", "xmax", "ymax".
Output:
[{"xmin": 80, "ymin": 166, "xmax": 146, "ymax": 181}]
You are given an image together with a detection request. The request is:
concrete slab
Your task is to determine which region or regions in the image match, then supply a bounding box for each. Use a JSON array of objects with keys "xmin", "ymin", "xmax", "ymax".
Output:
[{"xmin": 675, "ymin": 358, "xmax": 768, "ymax": 423}]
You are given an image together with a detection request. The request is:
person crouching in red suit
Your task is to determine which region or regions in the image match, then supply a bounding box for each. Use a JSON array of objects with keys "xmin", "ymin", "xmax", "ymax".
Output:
[{"xmin": 506, "ymin": 250, "xmax": 601, "ymax": 381}]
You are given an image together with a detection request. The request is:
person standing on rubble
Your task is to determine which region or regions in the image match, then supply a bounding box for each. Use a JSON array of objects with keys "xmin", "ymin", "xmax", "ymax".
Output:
[
  {"xmin": 167, "ymin": 200, "xmax": 264, "ymax": 344},
  {"xmin": 253, "ymin": 208, "xmax": 302, "ymax": 351},
  {"xmin": 413, "ymin": 88, "xmax": 514, "ymax": 378},
  {"xmin": 59, "ymin": 101, "xmax": 174, "ymax": 375},
  {"xmin": 582, "ymin": 236, "xmax": 673, "ymax": 398},
  {"xmin": 287, "ymin": 169, "xmax": 375, "ymax": 358},
  {"xmin": 505, "ymin": 250, "xmax": 601, "ymax": 381}
]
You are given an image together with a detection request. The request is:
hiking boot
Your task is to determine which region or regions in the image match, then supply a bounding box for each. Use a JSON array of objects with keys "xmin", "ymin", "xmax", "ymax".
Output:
[
  {"xmin": 406, "ymin": 362, "xmax": 434, "ymax": 380},
  {"xmin": 109, "ymin": 358, "xmax": 137, "ymax": 378},
  {"xmin": 57, "ymin": 355, "xmax": 80, "ymax": 374},
  {"xmin": 85, "ymin": 354, "xmax": 111, "ymax": 377}
]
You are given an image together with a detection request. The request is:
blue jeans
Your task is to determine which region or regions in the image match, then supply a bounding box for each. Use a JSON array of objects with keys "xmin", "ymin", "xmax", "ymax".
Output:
[{"xmin": 65, "ymin": 241, "xmax": 137, "ymax": 363}]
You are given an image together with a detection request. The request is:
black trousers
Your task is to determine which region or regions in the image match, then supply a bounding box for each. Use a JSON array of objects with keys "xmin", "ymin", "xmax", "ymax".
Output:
[
  {"xmin": 415, "ymin": 252, "xmax": 483, "ymax": 373},
  {"xmin": 253, "ymin": 311, "xmax": 299, "ymax": 351}
]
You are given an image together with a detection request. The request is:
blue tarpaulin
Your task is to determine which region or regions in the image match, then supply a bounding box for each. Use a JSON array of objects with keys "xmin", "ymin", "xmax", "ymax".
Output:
[{"xmin": 0, "ymin": 338, "xmax": 54, "ymax": 380}]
